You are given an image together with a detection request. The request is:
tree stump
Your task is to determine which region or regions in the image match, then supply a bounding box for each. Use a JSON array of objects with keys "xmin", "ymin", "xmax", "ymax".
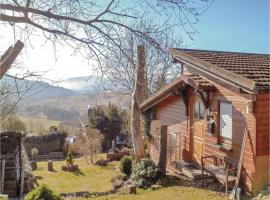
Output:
[
  {"xmin": 48, "ymin": 160, "xmax": 53, "ymax": 171},
  {"xmin": 129, "ymin": 185, "xmax": 137, "ymax": 194}
]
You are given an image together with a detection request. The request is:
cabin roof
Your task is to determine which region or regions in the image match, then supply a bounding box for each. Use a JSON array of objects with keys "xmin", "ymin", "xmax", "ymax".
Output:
[
  {"xmin": 169, "ymin": 48, "xmax": 270, "ymax": 92},
  {"xmin": 140, "ymin": 74, "xmax": 214, "ymax": 111}
]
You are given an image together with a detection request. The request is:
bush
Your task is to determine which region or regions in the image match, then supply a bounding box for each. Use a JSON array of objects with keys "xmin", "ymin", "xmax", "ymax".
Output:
[
  {"xmin": 66, "ymin": 151, "xmax": 74, "ymax": 166},
  {"xmin": 110, "ymin": 174, "xmax": 128, "ymax": 183},
  {"xmin": 25, "ymin": 184, "xmax": 62, "ymax": 200},
  {"xmin": 120, "ymin": 156, "xmax": 132, "ymax": 176},
  {"xmin": 131, "ymin": 158, "xmax": 161, "ymax": 189}
]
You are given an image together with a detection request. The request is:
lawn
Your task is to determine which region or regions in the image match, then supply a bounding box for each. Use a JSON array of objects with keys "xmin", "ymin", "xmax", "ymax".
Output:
[
  {"xmin": 33, "ymin": 156, "xmax": 230, "ymax": 200},
  {"xmin": 33, "ymin": 156, "xmax": 119, "ymax": 193}
]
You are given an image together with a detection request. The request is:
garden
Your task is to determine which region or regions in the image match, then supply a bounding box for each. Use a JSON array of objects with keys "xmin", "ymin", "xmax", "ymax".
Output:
[{"xmin": 26, "ymin": 153, "xmax": 230, "ymax": 200}]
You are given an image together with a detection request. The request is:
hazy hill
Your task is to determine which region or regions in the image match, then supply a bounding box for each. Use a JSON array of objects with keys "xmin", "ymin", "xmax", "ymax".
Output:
[
  {"xmin": 2, "ymin": 75, "xmax": 130, "ymax": 134},
  {"xmin": 2, "ymin": 75, "xmax": 76, "ymax": 99},
  {"xmin": 58, "ymin": 75, "xmax": 105, "ymax": 94}
]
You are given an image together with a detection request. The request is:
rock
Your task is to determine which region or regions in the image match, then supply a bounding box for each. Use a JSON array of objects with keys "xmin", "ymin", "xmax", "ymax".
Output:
[
  {"xmin": 95, "ymin": 159, "xmax": 108, "ymax": 167},
  {"xmin": 119, "ymin": 185, "xmax": 137, "ymax": 194},
  {"xmin": 113, "ymin": 179, "xmax": 124, "ymax": 190},
  {"xmin": 61, "ymin": 164, "xmax": 79, "ymax": 172},
  {"xmin": 123, "ymin": 179, "xmax": 133, "ymax": 187},
  {"xmin": 30, "ymin": 161, "xmax": 37, "ymax": 170},
  {"xmin": 151, "ymin": 184, "xmax": 162, "ymax": 190},
  {"xmin": 48, "ymin": 160, "xmax": 53, "ymax": 171}
]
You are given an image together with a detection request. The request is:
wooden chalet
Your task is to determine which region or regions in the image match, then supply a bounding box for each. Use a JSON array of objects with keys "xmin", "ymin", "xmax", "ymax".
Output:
[{"xmin": 140, "ymin": 49, "xmax": 270, "ymax": 196}]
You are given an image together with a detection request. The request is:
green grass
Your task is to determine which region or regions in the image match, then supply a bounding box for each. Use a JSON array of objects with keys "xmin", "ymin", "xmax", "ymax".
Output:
[
  {"xmin": 33, "ymin": 156, "xmax": 119, "ymax": 193},
  {"xmin": 71, "ymin": 184, "xmax": 228, "ymax": 200},
  {"xmin": 33, "ymin": 156, "xmax": 229, "ymax": 200}
]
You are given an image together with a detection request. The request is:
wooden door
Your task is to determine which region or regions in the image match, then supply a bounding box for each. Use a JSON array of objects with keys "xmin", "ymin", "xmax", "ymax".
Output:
[{"xmin": 192, "ymin": 97, "xmax": 206, "ymax": 166}]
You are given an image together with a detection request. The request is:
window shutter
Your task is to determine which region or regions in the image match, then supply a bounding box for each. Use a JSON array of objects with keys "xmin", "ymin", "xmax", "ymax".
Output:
[{"xmin": 220, "ymin": 101, "xmax": 232, "ymax": 139}]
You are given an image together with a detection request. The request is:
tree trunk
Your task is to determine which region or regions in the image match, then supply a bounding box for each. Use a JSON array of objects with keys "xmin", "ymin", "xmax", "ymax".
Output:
[
  {"xmin": 131, "ymin": 45, "xmax": 146, "ymax": 161},
  {"xmin": 0, "ymin": 40, "xmax": 24, "ymax": 79}
]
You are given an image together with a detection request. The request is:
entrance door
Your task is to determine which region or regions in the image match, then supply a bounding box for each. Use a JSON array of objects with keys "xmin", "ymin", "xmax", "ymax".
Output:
[{"xmin": 192, "ymin": 96, "xmax": 206, "ymax": 165}]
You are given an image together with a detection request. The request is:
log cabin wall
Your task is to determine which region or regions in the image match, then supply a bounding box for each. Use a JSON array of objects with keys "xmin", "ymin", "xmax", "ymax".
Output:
[
  {"xmin": 256, "ymin": 93, "xmax": 269, "ymax": 156},
  {"xmin": 253, "ymin": 93, "xmax": 270, "ymax": 194},
  {"xmin": 155, "ymin": 95, "xmax": 189, "ymax": 163},
  {"xmin": 148, "ymin": 95, "xmax": 189, "ymax": 174},
  {"xmin": 183, "ymin": 65, "xmax": 257, "ymax": 195}
]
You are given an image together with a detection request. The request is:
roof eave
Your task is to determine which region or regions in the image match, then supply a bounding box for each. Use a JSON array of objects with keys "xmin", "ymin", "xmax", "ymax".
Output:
[{"xmin": 169, "ymin": 48, "xmax": 258, "ymax": 94}]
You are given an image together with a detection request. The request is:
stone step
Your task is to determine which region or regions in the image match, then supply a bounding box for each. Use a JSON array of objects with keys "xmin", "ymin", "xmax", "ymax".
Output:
[
  {"xmin": 1, "ymin": 153, "xmax": 16, "ymax": 160},
  {"xmin": 5, "ymin": 169, "xmax": 17, "ymax": 180},
  {"xmin": 4, "ymin": 180, "xmax": 17, "ymax": 190},
  {"xmin": 5, "ymin": 160, "xmax": 16, "ymax": 168},
  {"xmin": 1, "ymin": 143, "xmax": 15, "ymax": 154},
  {"xmin": 175, "ymin": 161, "xmax": 211, "ymax": 180},
  {"xmin": 3, "ymin": 188, "xmax": 18, "ymax": 198}
]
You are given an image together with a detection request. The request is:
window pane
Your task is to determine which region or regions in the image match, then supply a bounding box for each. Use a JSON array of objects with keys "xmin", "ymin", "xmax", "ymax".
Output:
[
  {"xmin": 194, "ymin": 102, "xmax": 199, "ymax": 118},
  {"xmin": 199, "ymin": 102, "xmax": 205, "ymax": 119},
  {"xmin": 220, "ymin": 102, "xmax": 232, "ymax": 139}
]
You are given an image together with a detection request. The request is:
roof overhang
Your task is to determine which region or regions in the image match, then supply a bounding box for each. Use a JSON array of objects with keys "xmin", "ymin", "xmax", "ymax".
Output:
[
  {"xmin": 169, "ymin": 48, "xmax": 258, "ymax": 94},
  {"xmin": 140, "ymin": 75, "xmax": 214, "ymax": 112}
]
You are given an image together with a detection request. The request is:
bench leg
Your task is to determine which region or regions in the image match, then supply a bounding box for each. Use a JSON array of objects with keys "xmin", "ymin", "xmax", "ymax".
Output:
[
  {"xmin": 202, "ymin": 168, "xmax": 205, "ymax": 187},
  {"xmin": 225, "ymin": 168, "xmax": 228, "ymax": 196}
]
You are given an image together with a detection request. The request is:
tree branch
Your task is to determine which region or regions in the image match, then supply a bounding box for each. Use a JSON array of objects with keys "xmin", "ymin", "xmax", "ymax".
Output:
[{"xmin": 0, "ymin": 40, "xmax": 24, "ymax": 79}]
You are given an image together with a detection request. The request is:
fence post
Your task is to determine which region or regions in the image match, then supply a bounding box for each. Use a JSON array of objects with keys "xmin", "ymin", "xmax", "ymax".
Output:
[{"xmin": 158, "ymin": 125, "xmax": 167, "ymax": 175}]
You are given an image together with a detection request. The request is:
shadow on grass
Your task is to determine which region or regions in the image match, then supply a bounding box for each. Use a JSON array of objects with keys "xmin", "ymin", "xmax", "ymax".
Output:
[
  {"xmin": 73, "ymin": 169, "xmax": 85, "ymax": 176},
  {"xmin": 35, "ymin": 176, "xmax": 43, "ymax": 180},
  {"xmin": 157, "ymin": 174, "xmax": 225, "ymax": 194},
  {"xmin": 49, "ymin": 169, "xmax": 58, "ymax": 173}
]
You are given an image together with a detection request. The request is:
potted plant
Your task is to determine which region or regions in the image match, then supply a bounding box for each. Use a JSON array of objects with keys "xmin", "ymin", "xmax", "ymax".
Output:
[{"xmin": 61, "ymin": 150, "xmax": 78, "ymax": 172}]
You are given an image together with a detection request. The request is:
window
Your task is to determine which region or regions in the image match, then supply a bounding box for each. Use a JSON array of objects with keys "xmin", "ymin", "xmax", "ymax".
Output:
[
  {"xmin": 194, "ymin": 101, "xmax": 205, "ymax": 119},
  {"xmin": 219, "ymin": 101, "xmax": 232, "ymax": 139}
]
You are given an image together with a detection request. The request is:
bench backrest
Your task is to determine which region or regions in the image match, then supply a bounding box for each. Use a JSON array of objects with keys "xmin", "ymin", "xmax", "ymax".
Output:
[{"xmin": 213, "ymin": 154, "xmax": 238, "ymax": 168}]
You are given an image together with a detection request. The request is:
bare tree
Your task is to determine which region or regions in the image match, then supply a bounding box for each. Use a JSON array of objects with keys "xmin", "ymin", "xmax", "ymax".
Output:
[
  {"xmin": 0, "ymin": 0, "xmax": 213, "ymax": 66},
  {"xmin": 103, "ymin": 22, "xmax": 182, "ymax": 97},
  {"xmin": 73, "ymin": 126, "xmax": 104, "ymax": 164},
  {"xmin": 0, "ymin": 68, "xmax": 57, "ymax": 125}
]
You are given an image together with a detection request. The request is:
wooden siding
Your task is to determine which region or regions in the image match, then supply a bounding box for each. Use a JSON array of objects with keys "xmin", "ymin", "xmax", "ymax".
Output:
[
  {"xmin": 253, "ymin": 155, "xmax": 270, "ymax": 194},
  {"xmin": 155, "ymin": 95, "xmax": 190, "ymax": 162},
  {"xmin": 147, "ymin": 66, "xmax": 267, "ymax": 195},
  {"xmin": 256, "ymin": 93, "xmax": 269, "ymax": 156},
  {"xmin": 181, "ymin": 66, "xmax": 257, "ymax": 195}
]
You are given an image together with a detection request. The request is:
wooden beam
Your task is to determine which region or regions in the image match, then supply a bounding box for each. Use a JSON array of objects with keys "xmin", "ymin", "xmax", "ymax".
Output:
[{"xmin": 0, "ymin": 40, "xmax": 24, "ymax": 79}]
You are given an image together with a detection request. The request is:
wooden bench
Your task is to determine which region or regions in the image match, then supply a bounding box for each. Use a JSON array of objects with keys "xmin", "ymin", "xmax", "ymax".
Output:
[{"xmin": 201, "ymin": 154, "xmax": 238, "ymax": 195}]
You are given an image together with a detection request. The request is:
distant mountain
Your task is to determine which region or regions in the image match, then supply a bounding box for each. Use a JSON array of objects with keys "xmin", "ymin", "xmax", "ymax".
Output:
[
  {"xmin": 2, "ymin": 75, "xmax": 76, "ymax": 99},
  {"xmin": 2, "ymin": 75, "xmax": 129, "ymax": 133},
  {"xmin": 58, "ymin": 75, "xmax": 105, "ymax": 94}
]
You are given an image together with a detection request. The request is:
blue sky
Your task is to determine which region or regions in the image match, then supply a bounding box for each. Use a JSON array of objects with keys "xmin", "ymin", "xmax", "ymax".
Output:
[
  {"xmin": 1, "ymin": 0, "xmax": 269, "ymax": 80},
  {"xmin": 189, "ymin": 0, "xmax": 269, "ymax": 54}
]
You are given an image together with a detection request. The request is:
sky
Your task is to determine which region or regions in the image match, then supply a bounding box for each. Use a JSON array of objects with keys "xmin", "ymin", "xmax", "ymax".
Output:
[{"xmin": 0, "ymin": 0, "xmax": 269, "ymax": 80}]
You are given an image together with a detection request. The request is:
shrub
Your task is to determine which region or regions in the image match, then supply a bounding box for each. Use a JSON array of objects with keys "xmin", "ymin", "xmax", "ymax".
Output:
[
  {"xmin": 66, "ymin": 151, "xmax": 74, "ymax": 166},
  {"xmin": 131, "ymin": 158, "xmax": 161, "ymax": 189},
  {"xmin": 25, "ymin": 184, "xmax": 62, "ymax": 200},
  {"xmin": 120, "ymin": 156, "xmax": 132, "ymax": 176},
  {"xmin": 110, "ymin": 174, "xmax": 128, "ymax": 183}
]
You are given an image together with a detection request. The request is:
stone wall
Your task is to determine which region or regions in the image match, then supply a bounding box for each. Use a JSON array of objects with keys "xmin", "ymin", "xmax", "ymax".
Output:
[{"xmin": 24, "ymin": 133, "xmax": 65, "ymax": 158}]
